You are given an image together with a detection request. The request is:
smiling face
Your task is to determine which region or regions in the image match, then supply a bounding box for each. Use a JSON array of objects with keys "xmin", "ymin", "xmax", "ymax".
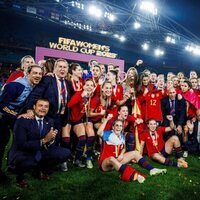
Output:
[
  {"xmin": 147, "ymin": 120, "xmax": 157, "ymax": 132},
  {"xmin": 33, "ymin": 99, "xmax": 49, "ymax": 118},
  {"xmin": 102, "ymin": 82, "xmax": 112, "ymax": 97},
  {"xmin": 22, "ymin": 57, "xmax": 35, "ymax": 73},
  {"xmin": 112, "ymin": 120, "xmax": 123, "ymax": 136},
  {"xmin": 54, "ymin": 60, "xmax": 68, "ymax": 78},
  {"xmin": 83, "ymin": 79, "xmax": 95, "ymax": 94},
  {"xmin": 28, "ymin": 66, "xmax": 43, "ymax": 86}
]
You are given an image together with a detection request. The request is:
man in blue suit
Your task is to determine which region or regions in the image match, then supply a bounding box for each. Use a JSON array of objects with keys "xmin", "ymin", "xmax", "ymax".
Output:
[
  {"xmin": 26, "ymin": 59, "xmax": 73, "ymax": 171},
  {"xmin": 161, "ymin": 87, "xmax": 186, "ymax": 140},
  {"xmin": 10, "ymin": 98, "xmax": 71, "ymax": 187},
  {"xmin": 26, "ymin": 59, "xmax": 73, "ymax": 129}
]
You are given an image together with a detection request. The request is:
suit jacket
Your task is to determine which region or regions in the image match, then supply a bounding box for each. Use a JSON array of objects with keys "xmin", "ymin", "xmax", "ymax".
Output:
[
  {"xmin": 26, "ymin": 75, "xmax": 73, "ymax": 121},
  {"xmin": 9, "ymin": 116, "xmax": 57, "ymax": 165},
  {"xmin": 189, "ymin": 120, "xmax": 199, "ymax": 143},
  {"xmin": 161, "ymin": 96, "xmax": 186, "ymax": 126}
]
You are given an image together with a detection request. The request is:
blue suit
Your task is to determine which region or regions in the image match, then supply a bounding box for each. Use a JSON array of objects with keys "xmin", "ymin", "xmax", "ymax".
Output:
[
  {"xmin": 161, "ymin": 96, "xmax": 186, "ymax": 140},
  {"xmin": 26, "ymin": 75, "xmax": 73, "ymax": 127},
  {"xmin": 9, "ymin": 116, "xmax": 71, "ymax": 175}
]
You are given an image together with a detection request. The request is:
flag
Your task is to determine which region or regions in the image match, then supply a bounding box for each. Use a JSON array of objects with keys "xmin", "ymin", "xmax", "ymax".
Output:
[{"xmin": 132, "ymin": 99, "xmax": 142, "ymax": 151}]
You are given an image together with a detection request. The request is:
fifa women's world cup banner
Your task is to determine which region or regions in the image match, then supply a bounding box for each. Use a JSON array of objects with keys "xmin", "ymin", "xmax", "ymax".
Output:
[{"xmin": 49, "ymin": 37, "xmax": 118, "ymax": 59}]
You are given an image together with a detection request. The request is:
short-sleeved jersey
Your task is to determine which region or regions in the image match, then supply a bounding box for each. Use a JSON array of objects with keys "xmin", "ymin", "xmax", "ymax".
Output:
[
  {"xmin": 98, "ymin": 130, "xmax": 125, "ymax": 165},
  {"xmin": 144, "ymin": 92, "xmax": 163, "ymax": 121},
  {"xmin": 89, "ymin": 95, "xmax": 118, "ymax": 122},
  {"xmin": 67, "ymin": 91, "xmax": 87, "ymax": 122},
  {"xmin": 140, "ymin": 127, "xmax": 166, "ymax": 156}
]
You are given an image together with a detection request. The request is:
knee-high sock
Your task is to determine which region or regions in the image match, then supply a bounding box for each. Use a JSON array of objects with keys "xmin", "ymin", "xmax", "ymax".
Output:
[
  {"xmin": 61, "ymin": 137, "xmax": 71, "ymax": 149},
  {"xmin": 75, "ymin": 135, "xmax": 86, "ymax": 160},
  {"xmin": 126, "ymin": 133, "xmax": 135, "ymax": 152},
  {"xmin": 119, "ymin": 164, "xmax": 144, "ymax": 182},
  {"xmin": 86, "ymin": 136, "xmax": 95, "ymax": 159},
  {"xmin": 138, "ymin": 157, "xmax": 154, "ymax": 171},
  {"xmin": 164, "ymin": 158, "xmax": 177, "ymax": 167},
  {"xmin": 174, "ymin": 146, "xmax": 183, "ymax": 158}
]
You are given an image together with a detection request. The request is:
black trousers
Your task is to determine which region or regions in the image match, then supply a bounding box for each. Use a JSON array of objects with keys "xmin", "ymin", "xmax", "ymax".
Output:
[
  {"xmin": 0, "ymin": 115, "xmax": 15, "ymax": 170},
  {"xmin": 13, "ymin": 146, "xmax": 71, "ymax": 177}
]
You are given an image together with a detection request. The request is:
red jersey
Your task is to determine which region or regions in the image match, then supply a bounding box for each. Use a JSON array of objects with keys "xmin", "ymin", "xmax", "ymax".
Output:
[
  {"xmin": 144, "ymin": 91, "xmax": 163, "ymax": 122},
  {"xmin": 71, "ymin": 78, "xmax": 83, "ymax": 92},
  {"xmin": 98, "ymin": 130, "xmax": 125, "ymax": 166},
  {"xmin": 67, "ymin": 91, "xmax": 87, "ymax": 122},
  {"xmin": 140, "ymin": 127, "xmax": 166, "ymax": 156},
  {"xmin": 112, "ymin": 84, "xmax": 123, "ymax": 101},
  {"xmin": 89, "ymin": 95, "xmax": 117, "ymax": 121}
]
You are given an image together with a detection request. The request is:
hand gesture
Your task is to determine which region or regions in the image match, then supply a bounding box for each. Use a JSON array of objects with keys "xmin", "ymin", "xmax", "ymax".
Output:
[
  {"xmin": 186, "ymin": 120, "xmax": 194, "ymax": 131},
  {"xmin": 176, "ymin": 125, "xmax": 183, "ymax": 135},
  {"xmin": 44, "ymin": 127, "xmax": 58, "ymax": 143},
  {"xmin": 18, "ymin": 110, "xmax": 34, "ymax": 119},
  {"xmin": 136, "ymin": 59, "xmax": 143, "ymax": 66},
  {"xmin": 177, "ymin": 94, "xmax": 182, "ymax": 100},
  {"xmin": 100, "ymin": 108, "xmax": 106, "ymax": 116},
  {"xmin": 124, "ymin": 92, "xmax": 130, "ymax": 100},
  {"xmin": 81, "ymin": 91, "xmax": 91, "ymax": 98},
  {"xmin": 107, "ymin": 114, "xmax": 113, "ymax": 120}
]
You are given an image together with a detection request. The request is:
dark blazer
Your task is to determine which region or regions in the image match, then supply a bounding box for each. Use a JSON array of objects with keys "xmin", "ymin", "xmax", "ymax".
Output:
[
  {"xmin": 9, "ymin": 116, "xmax": 56, "ymax": 166},
  {"xmin": 189, "ymin": 121, "xmax": 199, "ymax": 142},
  {"xmin": 161, "ymin": 96, "xmax": 186, "ymax": 126},
  {"xmin": 26, "ymin": 75, "xmax": 73, "ymax": 121}
]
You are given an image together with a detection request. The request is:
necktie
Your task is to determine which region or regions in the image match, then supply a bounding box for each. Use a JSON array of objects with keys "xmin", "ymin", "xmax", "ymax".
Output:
[
  {"xmin": 60, "ymin": 79, "xmax": 66, "ymax": 104},
  {"xmin": 38, "ymin": 119, "xmax": 43, "ymax": 137},
  {"xmin": 35, "ymin": 119, "xmax": 43, "ymax": 162},
  {"xmin": 170, "ymin": 100, "xmax": 175, "ymax": 116}
]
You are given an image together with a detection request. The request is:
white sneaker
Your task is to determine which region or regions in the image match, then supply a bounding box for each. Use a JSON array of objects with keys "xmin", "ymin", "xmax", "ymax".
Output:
[
  {"xmin": 150, "ymin": 168, "xmax": 167, "ymax": 176},
  {"xmin": 86, "ymin": 160, "xmax": 93, "ymax": 169},
  {"xmin": 74, "ymin": 160, "xmax": 86, "ymax": 168},
  {"xmin": 137, "ymin": 174, "xmax": 146, "ymax": 183},
  {"xmin": 60, "ymin": 162, "xmax": 68, "ymax": 172},
  {"xmin": 183, "ymin": 151, "xmax": 188, "ymax": 158}
]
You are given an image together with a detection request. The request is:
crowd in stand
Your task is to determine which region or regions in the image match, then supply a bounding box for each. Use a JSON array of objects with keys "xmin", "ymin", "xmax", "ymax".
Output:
[{"xmin": 0, "ymin": 55, "xmax": 199, "ymax": 187}]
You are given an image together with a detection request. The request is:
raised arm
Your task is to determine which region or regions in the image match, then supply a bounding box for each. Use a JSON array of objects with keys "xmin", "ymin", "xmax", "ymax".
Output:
[{"xmin": 97, "ymin": 114, "xmax": 113, "ymax": 137}]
